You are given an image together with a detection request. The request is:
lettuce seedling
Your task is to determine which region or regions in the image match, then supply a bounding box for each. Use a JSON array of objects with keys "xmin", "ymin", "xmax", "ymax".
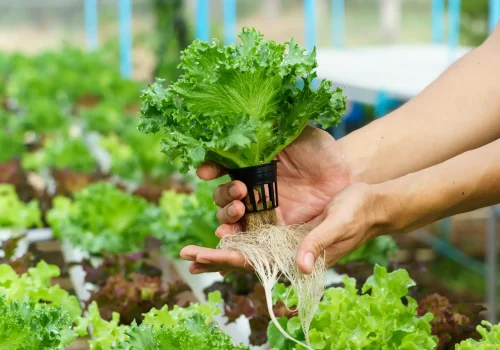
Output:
[
  {"xmin": 47, "ymin": 182, "xmax": 166, "ymax": 254},
  {"xmin": 0, "ymin": 296, "xmax": 76, "ymax": 350},
  {"xmin": 139, "ymin": 27, "xmax": 345, "ymax": 171},
  {"xmin": 456, "ymin": 321, "xmax": 500, "ymax": 349}
]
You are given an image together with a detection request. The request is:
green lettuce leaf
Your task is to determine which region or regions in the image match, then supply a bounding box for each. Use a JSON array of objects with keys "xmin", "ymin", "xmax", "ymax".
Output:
[
  {"xmin": 0, "ymin": 296, "xmax": 76, "ymax": 350},
  {"xmin": 269, "ymin": 265, "xmax": 438, "ymax": 350},
  {"xmin": 0, "ymin": 130, "xmax": 24, "ymax": 164},
  {"xmin": 0, "ymin": 261, "xmax": 82, "ymax": 322},
  {"xmin": 100, "ymin": 130, "xmax": 183, "ymax": 184},
  {"xmin": 116, "ymin": 314, "xmax": 248, "ymax": 350},
  {"xmin": 88, "ymin": 291, "xmax": 246, "ymax": 349},
  {"xmin": 21, "ymin": 136, "xmax": 97, "ymax": 173},
  {"xmin": 158, "ymin": 178, "xmax": 226, "ymax": 257},
  {"xmin": 0, "ymin": 184, "xmax": 41, "ymax": 229},
  {"xmin": 47, "ymin": 182, "xmax": 166, "ymax": 254},
  {"xmin": 456, "ymin": 321, "xmax": 500, "ymax": 349},
  {"xmin": 139, "ymin": 27, "xmax": 346, "ymax": 171},
  {"xmin": 338, "ymin": 236, "xmax": 398, "ymax": 266}
]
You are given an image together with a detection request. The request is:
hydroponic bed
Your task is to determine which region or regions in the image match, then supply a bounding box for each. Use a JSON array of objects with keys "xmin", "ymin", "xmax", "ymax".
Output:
[{"xmin": 0, "ymin": 38, "xmax": 499, "ymax": 350}]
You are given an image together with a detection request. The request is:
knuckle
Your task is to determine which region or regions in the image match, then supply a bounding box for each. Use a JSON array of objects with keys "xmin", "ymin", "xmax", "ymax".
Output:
[
  {"xmin": 309, "ymin": 237, "xmax": 327, "ymax": 255},
  {"xmin": 216, "ymin": 208, "xmax": 226, "ymax": 224},
  {"xmin": 213, "ymin": 185, "xmax": 222, "ymax": 203},
  {"xmin": 213, "ymin": 184, "xmax": 230, "ymax": 206}
]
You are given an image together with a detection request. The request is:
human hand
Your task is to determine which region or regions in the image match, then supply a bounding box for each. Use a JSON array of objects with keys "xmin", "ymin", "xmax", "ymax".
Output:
[
  {"xmin": 294, "ymin": 182, "xmax": 396, "ymax": 273},
  {"xmin": 180, "ymin": 126, "xmax": 352, "ymax": 274}
]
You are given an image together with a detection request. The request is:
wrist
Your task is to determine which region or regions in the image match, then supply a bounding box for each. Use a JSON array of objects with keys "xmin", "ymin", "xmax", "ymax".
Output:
[
  {"xmin": 336, "ymin": 123, "xmax": 382, "ymax": 185},
  {"xmin": 369, "ymin": 180, "xmax": 409, "ymax": 236}
]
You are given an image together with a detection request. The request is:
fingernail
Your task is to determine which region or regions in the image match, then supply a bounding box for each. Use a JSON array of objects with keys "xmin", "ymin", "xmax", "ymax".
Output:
[
  {"xmin": 228, "ymin": 204, "xmax": 237, "ymax": 217},
  {"xmin": 229, "ymin": 185, "xmax": 240, "ymax": 198},
  {"xmin": 303, "ymin": 252, "xmax": 315, "ymax": 272}
]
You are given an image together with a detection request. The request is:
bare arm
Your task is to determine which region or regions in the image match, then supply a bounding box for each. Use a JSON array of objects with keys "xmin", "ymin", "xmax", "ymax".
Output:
[
  {"xmin": 296, "ymin": 137, "xmax": 500, "ymax": 273},
  {"xmin": 381, "ymin": 137, "xmax": 500, "ymax": 234},
  {"xmin": 338, "ymin": 24, "xmax": 500, "ymax": 184}
]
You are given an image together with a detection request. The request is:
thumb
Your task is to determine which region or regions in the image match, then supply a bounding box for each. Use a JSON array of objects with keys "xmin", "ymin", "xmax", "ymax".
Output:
[{"xmin": 296, "ymin": 216, "xmax": 342, "ymax": 274}]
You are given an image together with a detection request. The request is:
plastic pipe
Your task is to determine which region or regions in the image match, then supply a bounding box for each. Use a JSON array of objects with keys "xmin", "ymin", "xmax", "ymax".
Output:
[
  {"xmin": 431, "ymin": 0, "xmax": 444, "ymax": 44},
  {"xmin": 118, "ymin": 0, "xmax": 132, "ymax": 78},
  {"xmin": 196, "ymin": 0, "xmax": 210, "ymax": 41},
  {"xmin": 448, "ymin": 0, "xmax": 461, "ymax": 48},
  {"xmin": 84, "ymin": 0, "xmax": 98, "ymax": 50},
  {"xmin": 490, "ymin": 0, "xmax": 500, "ymax": 33},
  {"xmin": 304, "ymin": 0, "xmax": 317, "ymax": 51},
  {"xmin": 223, "ymin": 0, "xmax": 236, "ymax": 44},
  {"xmin": 332, "ymin": 0, "xmax": 344, "ymax": 48},
  {"xmin": 416, "ymin": 230, "xmax": 486, "ymax": 276}
]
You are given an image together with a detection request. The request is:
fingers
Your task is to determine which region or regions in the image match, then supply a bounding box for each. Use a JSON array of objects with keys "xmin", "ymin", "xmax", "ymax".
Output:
[
  {"xmin": 215, "ymin": 223, "xmax": 242, "ymax": 238},
  {"xmin": 196, "ymin": 248, "xmax": 248, "ymax": 269},
  {"xmin": 296, "ymin": 216, "xmax": 343, "ymax": 274},
  {"xmin": 213, "ymin": 181, "xmax": 247, "ymax": 207},
  {"xmin": 216, "ymin": 200, "xmax": 245, "ymax": 224},
  {"xmin": 196, "ymin": 161, "xmax": 228, "ymax": 180},
  {"xmin": 180, "ymin": 245, "xmax": 202, "ymax": 261},
  {"xmin": 180, "ymin": 245, "xmax": 252, "ymax": 274},
  {"xmin": 189, "ymin": 262, "xmax": 225, "ymax": 274}
]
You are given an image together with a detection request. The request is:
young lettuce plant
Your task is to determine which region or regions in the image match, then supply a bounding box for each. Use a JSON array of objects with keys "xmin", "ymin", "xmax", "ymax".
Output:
[
  {"xmin": 269, "ymin": 265, "xmax": 438, "ymax": 349},
  {"xmin": 87, "ymin": 291, "xmax": 248, "ymax": 349},
  {"xmin": 456, "ymin": 321, "xmax": 500, "ymax": 349},
  {"xmin": 47, "ymin": 182, "xmax": 166, "ymax": 254},
  {"xmin": 0, "ymin": 296, "xmax": 76, "ymax": 350},
  {"xmin": 0, "ymin": 184, "xmax": 41, "ymax": 230},
  {"xmin": 158, "ymin": 178, "xmax": 225, "ymax": 257},
  {"xmin": 139, "ymin": 27, "xmax": 346, "ymax": 348},
  {"xmin": 0, "ymin": 261, "xmax": 88, "ymax": 340}
]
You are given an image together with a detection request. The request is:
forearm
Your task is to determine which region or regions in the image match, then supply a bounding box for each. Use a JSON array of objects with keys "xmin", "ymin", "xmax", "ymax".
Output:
[
  {"xmin": 338, "ymin": 24, "xmax": 500, "ymax": 184},
  {"xmin": 375, "ymin": 138, "xmax": 500, "ymax": 234}
]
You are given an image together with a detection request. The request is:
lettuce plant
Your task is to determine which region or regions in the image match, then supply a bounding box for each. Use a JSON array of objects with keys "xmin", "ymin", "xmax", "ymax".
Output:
[
  {"xmin": 0, "ymin": 261, "xmax": 82, "ymax": 321},
  {"xmin": 456, "ymin": 321, "xmax": 500, "ymax": 349},
  {"xmin": 47, "ymin": 182, "xmax": 166, "ymax": 254},
  {"xmin": 22, "ymin": 136, "xmax": 97, "ymax": 174},
  {"xmin": 158, "ymin": 179, "xmax": 224, "ymax": 257},
  {"xmin": 0, "ymin": 296, "xmax": 76, "ymax": 350},
  {"xmin": 87, "ymin": 291, "xmax": 248, "ymax": 349},
  {"xmin": 417, "ymin": 293, "xmax": 484, "ymax": 349},
  {"xmin": 0, "ymin": 261, "xmax": 87, "ymax": 341},
  {"xmin": 82, "ymin": 240, "xmax": 191, "ymax": 326},
  {"xmin": 139, "ymin": 27, "xmax": 346, "ymax": 171},
  {"xmin": 0, "ymin": 184, "xmax": 41, "ymax": 229},
  {"xmin": 269, "ymin": 265, "xmax": 438, "ymax": 350},
  {"xmin": 100, "ymin": 131, "xmax": 182, "ymax": 185},
  {"xmin": 0, "ymin": 130, "xmax": 24, "ymax": 164},
  {"xmin": 338, "ymin": 236, "xmax": 398, "ymax": 266}
]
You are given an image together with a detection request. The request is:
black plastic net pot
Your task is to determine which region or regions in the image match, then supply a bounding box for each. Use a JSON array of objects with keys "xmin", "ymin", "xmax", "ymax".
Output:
[{"xmin": 228, "ymin": 160, "xmax": 279, "ymax": 230}]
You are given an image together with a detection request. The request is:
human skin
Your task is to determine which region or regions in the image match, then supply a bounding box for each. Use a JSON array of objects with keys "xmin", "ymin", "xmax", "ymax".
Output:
[{"xmin": 180, "ymin": 23, "xmax": 500, "ymax": 274}]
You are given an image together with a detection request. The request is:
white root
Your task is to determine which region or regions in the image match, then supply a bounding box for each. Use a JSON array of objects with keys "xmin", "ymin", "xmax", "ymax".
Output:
[{"xmin": 218, "ymin": 224, "xmax": 326, "ymax": 349}]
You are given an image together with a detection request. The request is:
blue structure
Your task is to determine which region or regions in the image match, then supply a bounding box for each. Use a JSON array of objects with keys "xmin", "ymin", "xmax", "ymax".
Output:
[
  {"xmin": 196, "ymin": 0, "xmax": 210, "ymax": 41},
  {"xmin": 303, "ymin": 0, "xmax": 317, "ymax": 51},
  {"xmin": 223, "ymin": 0, "xmax": 237, "ymax": 44},
  {"xmin": 448, "ymin": 0, "xmax": 461, "ymax": 49},
  {"xmin": 431, "ymin": 0, "xmax": 445, "ymax": 44},
  {"xmin": 84, "ymin": 0, "xmax": 98, "ymax": 50},
  {"xmin": 331, "ymin": 0, "xmax": 345, "ymax": 48},
  {"xmin": 87, "ymin": 0, "xmax": 500, "ymax": 82},
  {"xmin": 491, "ymin": 0, "xmax": 500, "ymax": 33},
  {"xmin": 118, "ymin": 0, "xmax": 132, "ymax": 78}
]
